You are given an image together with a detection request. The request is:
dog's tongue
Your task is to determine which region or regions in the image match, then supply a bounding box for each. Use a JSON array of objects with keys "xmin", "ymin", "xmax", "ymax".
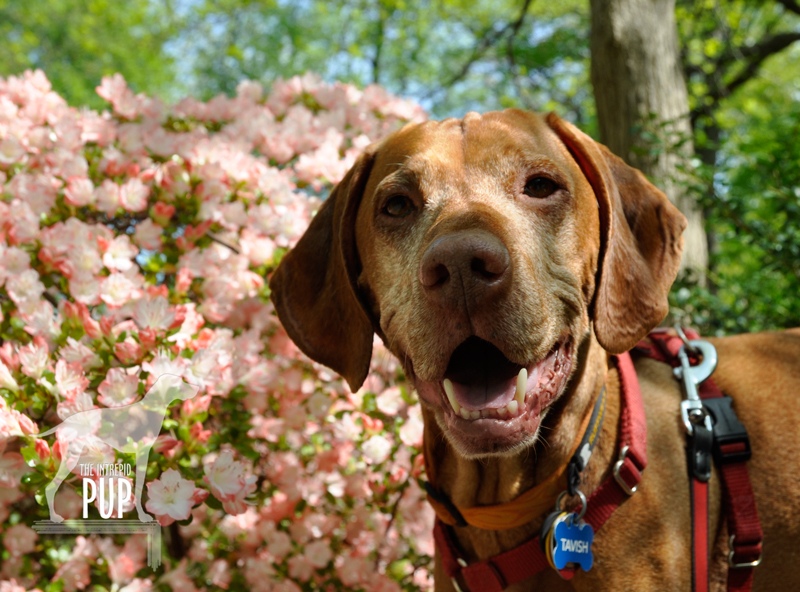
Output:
[
  {"xmin": 444, "ymin": 337, "xmax": 525, "ymax": 411},
  {"xmin": 449, "ymin": 375, "xmax": 517, "ymax": 410}
]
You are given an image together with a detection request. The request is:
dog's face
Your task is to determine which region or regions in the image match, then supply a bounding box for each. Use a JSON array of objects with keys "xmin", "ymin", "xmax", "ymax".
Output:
[{"xmin": 270, "ymin": 110, "xmax": 686, "ymax": 458}]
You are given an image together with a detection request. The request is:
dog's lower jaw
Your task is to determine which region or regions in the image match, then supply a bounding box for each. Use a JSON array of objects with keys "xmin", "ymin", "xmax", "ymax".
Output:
[{"xmin": 423, "ymin": 331, "xmax": 620, "ymax": 587}]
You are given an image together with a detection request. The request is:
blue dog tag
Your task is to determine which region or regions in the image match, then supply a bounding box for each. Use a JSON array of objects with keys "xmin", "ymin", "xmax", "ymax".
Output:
[{"xmin": 551, "ymin": 517, "xmax": 594, "ymax": 571}]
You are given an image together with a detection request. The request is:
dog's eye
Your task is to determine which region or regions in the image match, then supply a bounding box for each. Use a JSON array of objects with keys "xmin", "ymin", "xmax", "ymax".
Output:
[
  {"xmin": 383, "ymin": 195, "xmax": 415, "ymax": 218},
  {"xmin": 524, "ymin": 177, "xmax": 558, "ymax": 198}
]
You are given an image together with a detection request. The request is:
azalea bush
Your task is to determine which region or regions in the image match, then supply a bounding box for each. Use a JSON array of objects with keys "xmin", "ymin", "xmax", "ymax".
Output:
[{"xmin": 0, "ymin": 70, "xmax": 435, "ymax": 592}]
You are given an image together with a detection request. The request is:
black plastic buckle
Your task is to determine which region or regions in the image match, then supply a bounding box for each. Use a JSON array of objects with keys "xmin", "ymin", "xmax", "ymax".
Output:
[
  {"xmin": 687, "ymin": 417, "xmax": 713, "ymax": 482},
  {"xmin": 703, "ymin": 396, "xmax": 752, "ymax": 465}
]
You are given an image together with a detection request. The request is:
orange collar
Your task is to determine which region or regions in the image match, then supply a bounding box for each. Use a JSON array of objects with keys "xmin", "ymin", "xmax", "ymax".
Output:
[{"xmin": 424, "ymin": 384, "xmax": 607, "ymax": 531}]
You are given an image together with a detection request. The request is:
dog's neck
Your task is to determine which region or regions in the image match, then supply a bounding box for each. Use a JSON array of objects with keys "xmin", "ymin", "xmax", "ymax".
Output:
[{"xmin": 421, "ymin": 332, "xmax": 622, "ymax": 561}]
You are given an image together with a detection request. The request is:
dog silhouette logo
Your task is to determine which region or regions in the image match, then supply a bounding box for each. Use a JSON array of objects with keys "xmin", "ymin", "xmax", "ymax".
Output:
[{"xmin": 33, "ymin": 373, "xmax": 199, "ymax": 523}]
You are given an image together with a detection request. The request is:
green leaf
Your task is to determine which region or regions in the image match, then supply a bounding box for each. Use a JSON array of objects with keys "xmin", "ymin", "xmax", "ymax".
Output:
[{"xmin": 204, "ymin": 494, "xmax": 223, "ymax": 510}]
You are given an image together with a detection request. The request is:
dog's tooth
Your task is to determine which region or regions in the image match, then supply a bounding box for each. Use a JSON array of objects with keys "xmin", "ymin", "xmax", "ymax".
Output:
[
  {"xmin": 515, "ymin": 368, "xmax": 527, "ymax": 405},
  {"xmin": 443, "ymin": 379, "xmax": 461, "ymax": 414},
  {"xmin": 496, "ymin": 406, "xmax": 508, "ymax": 417},
  {"xmin": 507, "ymin": 400, "xmax": 519, "ymax": 416},
  {"xmin": 470, "ymin": 410, "xmax": 481, "ymax": 420},
  {"xmin": 460, "ymin": 408, "xmax": 470, "ymax": 420}
]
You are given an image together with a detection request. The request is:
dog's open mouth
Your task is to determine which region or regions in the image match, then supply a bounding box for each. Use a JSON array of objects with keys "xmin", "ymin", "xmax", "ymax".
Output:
[{"xmin": 414, "ymin": 335, "xmax": 574, "ymax": 454}]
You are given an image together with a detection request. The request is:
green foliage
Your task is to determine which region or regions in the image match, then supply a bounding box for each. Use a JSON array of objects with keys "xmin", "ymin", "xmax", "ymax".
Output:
[
  {"xmin": 168, "ymin": 0, "xmax": 592, "ymax": 120},
  {"xmin": 671, "ymin": 45, "xmax": 800, "ymax": 334},
  {"xmin": 0, "ymin": 0, "xmax": 180, "ymax": 107}
]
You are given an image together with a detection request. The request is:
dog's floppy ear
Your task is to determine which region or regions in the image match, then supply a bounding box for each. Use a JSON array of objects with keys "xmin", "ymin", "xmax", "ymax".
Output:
[
  {"xmin": 545, "ymin": 112, "xmax": 687, "ymax": 353},
  {"xmin": 269, "ymin": 150, "xmax": 377, "ymax": 391}
]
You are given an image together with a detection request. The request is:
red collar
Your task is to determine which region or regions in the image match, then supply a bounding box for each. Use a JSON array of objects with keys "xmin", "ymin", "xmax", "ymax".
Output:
[{"xmin": 431, "ymin": 352, "xmax": 647, "ymax": 592}]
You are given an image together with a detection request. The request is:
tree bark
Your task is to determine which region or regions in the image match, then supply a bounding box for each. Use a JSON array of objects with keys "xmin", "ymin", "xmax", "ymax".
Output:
[{"xmin": 589, "ymin": 0, "xmax": 707, "ymax": 275}]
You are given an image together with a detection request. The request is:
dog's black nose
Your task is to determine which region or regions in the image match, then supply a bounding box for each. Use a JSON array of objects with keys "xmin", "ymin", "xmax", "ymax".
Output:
[{"xmin": 419, "ymin": 231, "xmax": 510, "ymax": 310}]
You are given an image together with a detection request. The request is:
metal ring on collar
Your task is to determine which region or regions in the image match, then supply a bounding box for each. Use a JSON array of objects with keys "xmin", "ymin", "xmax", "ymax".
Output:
[
  {"xmin": 674, "ymin": 325, "xmax": 699, "ymax": 354},
  {"xmin": 556, "ymin": 489, "xmax": 587, "ymax": 523},
  {"xmin": 728, "ymin": 535, "xmax": 763, "ymax": 569},
  {"xmin": 613, "ymin": 445, "xmax": 637, "ymax": 496}
]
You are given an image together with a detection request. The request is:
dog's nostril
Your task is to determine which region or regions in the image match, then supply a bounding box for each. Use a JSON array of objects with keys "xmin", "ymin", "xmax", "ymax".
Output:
[
  {"xmin": 471, "ymin": 257, "xmax": 501, "ymax": 281},
  {"xmin": 432, "ymin": 264, "xmax": 450, "ymax": 286},
  {"xmin": 420, "ymin": 260, "xmax": 450, "ymax": 287}
]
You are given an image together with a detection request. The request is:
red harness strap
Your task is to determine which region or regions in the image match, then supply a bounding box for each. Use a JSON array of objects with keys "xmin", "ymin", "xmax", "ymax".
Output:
[
  {"xmin": 636, "ymin": 329, "xmax": 763, "ymax": 592},
  {"xmin": 433, "ymin": 352, "xmax": 647, "ymax": 591}
]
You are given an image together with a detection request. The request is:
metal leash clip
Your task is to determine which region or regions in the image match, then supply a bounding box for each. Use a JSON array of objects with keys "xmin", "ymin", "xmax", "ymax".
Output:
[{"xmin": 673, "ymin": 327, "xmax": 717, "ymax": 436}]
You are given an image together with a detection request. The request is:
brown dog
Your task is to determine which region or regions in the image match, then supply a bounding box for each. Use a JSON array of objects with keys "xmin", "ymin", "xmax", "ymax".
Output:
[{"xmin": 269, "ymin": 110, "xmax": 800, "ymax": 591}]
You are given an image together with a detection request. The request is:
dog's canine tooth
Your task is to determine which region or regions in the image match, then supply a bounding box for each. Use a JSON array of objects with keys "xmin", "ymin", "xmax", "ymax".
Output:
[
  {"xmin": 443, "ymin": 379, "xmax": 461, "ymax": 414},
  {"xmin": 460, "ymin": 408, "xmax": 470, "ymax": 420},
  {"xmin": 515, "ymin": 368, "xmax": 527, "ymax": 405},
  {"xmin": 507, "ymin": 400, "xmax": 519, "ymax": 416}
]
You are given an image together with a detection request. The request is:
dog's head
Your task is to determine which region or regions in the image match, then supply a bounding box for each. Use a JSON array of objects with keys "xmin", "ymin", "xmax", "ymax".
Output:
[{"xmin": 270, "ymin": 110, "xmax": 686, "ymax": 457}]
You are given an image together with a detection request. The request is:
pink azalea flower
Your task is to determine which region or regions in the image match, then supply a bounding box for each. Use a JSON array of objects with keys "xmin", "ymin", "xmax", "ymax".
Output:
[
  {"xmin": 265, "ymin": 529, "xmax": 292, "ymax": 560},
  {"xmin": 0, "ymin": 451, "xmax": 26, "ymax": 487},
  {"xmin": 145, "ymin": 468, "xmax": 209, "ymax": 527},
  {"xmin": 362, "ymin": 434, "xmax": 392, "ymax": 465},
  {"xmin": 207, "ymin": 559, "xmax": 231, "ymax": 590},
  {"xmin": 56, "ymin": 391, "xmax": 95, "ymax": 420},
  {"xmin": 181, "ymin": 393, "xmax": 211, "ymax": 419},
  {"xmin": 132, "ymin": 296, "xmax": 175, "ymax": 330},
  {"xmin": 101, "ymin": 272, "xmax": 135, "ymax": 307},
  {"xmin": 189, "ymin": 421, "xmax": 211, "ymax": 444},
  {"xmin": 304, "ymin": 538, "xmax": 333, "ymax": 569},
  {"xmin": 376, "ymin": 386, "xmax": 404, "ymax": 415},
  {"xmin": 58, "ymin": 337, "xmax": 102, "ymax": 371},
  {"xmin": 64, "ymin": 176, "xmax": 95, "ymax": 207},
  {"xmin": 159, "ymin": 559, "xmax": 201, "ymax": 592},
  {"xmin": 114, "ymin": 338, "xmax": 142, "ymax": 364},
  {"xmin": 0, "ymin": 406, "xmax": 36, "ymax": 443},
  {"xmin": 96, "ymin": 73, "xmax": 138, "ymax": 119},
  {"xmin": 133, "ymin": 218, "xmax": 163, "ymax": 250},
  {"xmin": 52, "ymin": 558, "xmax": 91, "ymax": 592},
  {"xmin": 0, "ymin": 360, "xmax": 19, "ymax": 391},
  {"xmin": 0, "ymin": 136, "xmax": 26, "ymax": 166},
  {"xmin": 3, "ymin": 524, "xmax": 39, "ymax": 558},
  {"xmin": 203, "ymin": 449, "xmax": 257, "ymax": 515},
  {"xmin": 8, "ymin": 172, "xmax": 59, "ymax": 216},
  {"xmin": 20, "ymin": 299, "xmax": 62, "ymax": 342},
  {"xmin": 142, "ymin": 350, "xmax": 188, "ymax": 383},
  {"xmin": 97, "ymin": 367, "xmax": 140, "ymax": 407},
  {"xmin": 94, "ymin": 179, "xmax": 121, "ymax": 214},
  {"xmin": 286, "ymin": 554, "xmax": 313, "ymax": 582},
  {"xmin": 0, "ymin": 246, "xmax": 32, "ymax": 277},
  {"xmin": 0, "ymin": 580, "xmax": 27, "ymax": 592},
  {"xmin": 35, "ymin": 437, "xmax": 50, "ymax": 461},
  {"xmin": 151, "ymin": 201, "xmax": 175, "ymax": 224},
  {"xmin": 118, "ymin": 579, "xmax": 152, "ymax": 592},
  {"xmin": 152, "ymin": 434, "xmax": 179, "ymax": 454},
  {"xmin": 5, "ymin": 269, "xmax": 45, "ymax": 314},
  {"xmin": 101, "ymin": 234, "xmax": 138, "ymax": 271},
  {"xmin": 119, "ymin": 177, "xmax": 149, "ymax": 212},
  {"xmin": 55, "ymin": 359, "xmax": 89, "ymax": 399},
  {"xmin": 399, "ymin": 404, "xmax": 424, "ymax": 447},
  {"xmin": 69, "ymin": 271, "xmax": 102, "ymax": 305},
  {"xmin": 17, "ymin": 339, "xmax": 49, "ymax": 379}
]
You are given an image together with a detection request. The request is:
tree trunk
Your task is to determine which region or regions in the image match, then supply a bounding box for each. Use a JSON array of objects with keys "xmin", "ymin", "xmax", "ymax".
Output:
[{"xmin": 589, "ymin": 0, "xmax": 707, "ymax": 275}]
